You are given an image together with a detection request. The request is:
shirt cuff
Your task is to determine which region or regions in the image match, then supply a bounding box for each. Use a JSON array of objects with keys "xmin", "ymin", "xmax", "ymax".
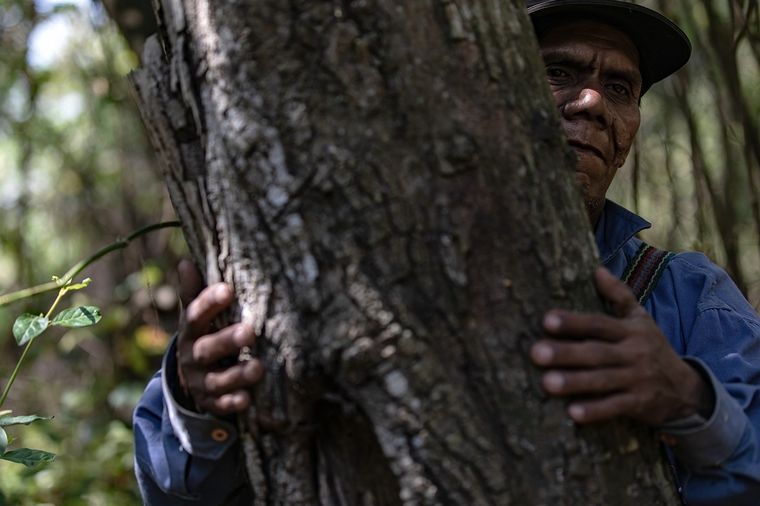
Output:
[
  {"xmin": 660, "ymin": 357, "xmax": 748, "ymax": 469},
  {"xmin": 161, "ymin": 337, "xmax": 239, "ymax": 460}
]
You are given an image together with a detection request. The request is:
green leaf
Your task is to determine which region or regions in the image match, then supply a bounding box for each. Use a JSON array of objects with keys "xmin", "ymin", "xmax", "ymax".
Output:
[
  {"xmin": 0, "ymin": 427, "xmax": 7, "ymax": 455},
  {"xmin": 51, "ymin": 306, "xmax": 101, "ymax": 328},
  {"xmin": 12, "ymin": 314, "xmax": 50, "ymax": 346},
  {"xmin": 0, "ymin": 448, "xmax": 55, "ymax": 467},
  {"xmin": 0, "ymin": 415, "xmax": 51, "ymax": 428}
]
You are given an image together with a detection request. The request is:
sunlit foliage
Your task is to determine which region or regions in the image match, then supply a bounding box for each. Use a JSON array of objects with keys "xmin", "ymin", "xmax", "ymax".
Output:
[
  {"xmin": 610, "ymin": 0, "xmax": 760, "ymax": 307},
  {"xmin": 0, "ymin": 1, "xmax": 182, "ymax": 503}
]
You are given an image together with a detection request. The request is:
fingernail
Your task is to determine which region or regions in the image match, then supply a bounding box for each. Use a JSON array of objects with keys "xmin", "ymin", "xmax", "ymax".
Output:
[
  {"xmin": 568, "ymin": 404, "xmax": 585, "ymax": 421},
  {"xmin": 214, "ymin": 284, "xmax": 231, "ymax": 303},
  {"xmin": 531, "ymin": 343, "xmax": 553, "ymax": 364},
  {"xmin": 543, "ymin": 313, "xmax": 561, "ymax": 331},
  {"xmin": 235, "ymin": 324, "xmax": 254, "ymax": 344},
  {"xmin": 544, "ymin": 372, "xmax": 564, "ymax": 392}
]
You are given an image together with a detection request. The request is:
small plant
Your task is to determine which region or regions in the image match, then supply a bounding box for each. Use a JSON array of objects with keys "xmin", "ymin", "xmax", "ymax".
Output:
[{"xmin": 0, "ymin": 221, "xmax": 179, "ymax": 468}]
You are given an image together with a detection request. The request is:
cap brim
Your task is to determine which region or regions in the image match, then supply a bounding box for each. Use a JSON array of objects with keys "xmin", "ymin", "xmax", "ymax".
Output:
[{"xmin": 527, "ymin": 0, "xmax": 691, "ymax": 93}]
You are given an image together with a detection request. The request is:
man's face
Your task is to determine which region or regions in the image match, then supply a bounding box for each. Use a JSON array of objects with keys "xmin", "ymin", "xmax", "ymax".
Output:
[{"xmin": 538, "ymin": 20, "xmax": 642, "ymax": 221}]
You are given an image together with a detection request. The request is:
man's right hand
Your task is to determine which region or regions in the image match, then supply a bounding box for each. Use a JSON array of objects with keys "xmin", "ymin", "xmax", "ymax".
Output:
[{"xmin": 175, "ymin": 260, "xmax": 263, "ymax": 416}]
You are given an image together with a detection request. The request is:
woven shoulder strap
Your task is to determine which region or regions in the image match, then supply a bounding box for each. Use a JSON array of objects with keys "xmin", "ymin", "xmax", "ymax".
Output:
[{"xmin": 622, "ymin": 242, "xmax": 676, "ymax": 305}]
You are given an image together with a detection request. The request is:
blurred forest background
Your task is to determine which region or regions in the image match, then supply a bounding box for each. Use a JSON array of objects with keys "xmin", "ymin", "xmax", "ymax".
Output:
[{"xmin": 0, "ymin": 0, "xmax": 757, "ymax": 504}]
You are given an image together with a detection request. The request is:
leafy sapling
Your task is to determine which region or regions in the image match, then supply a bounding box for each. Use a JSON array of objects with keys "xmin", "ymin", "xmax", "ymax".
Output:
[
  {"xmin": 0, "ymin": 414, "xmax": 55, "ymax": 467},
  {"xmin": 0, "ymin": 220, "xmax": 180, "ymax": 468},
  {"xmin": 0, "ymin": 277, "xmax": 101, "ymax": 466}
]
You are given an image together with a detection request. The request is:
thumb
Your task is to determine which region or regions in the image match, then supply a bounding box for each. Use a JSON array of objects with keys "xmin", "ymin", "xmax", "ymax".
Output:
[
  {"xmin": 178, "ymin": 259, "xmax": 205, "ymax": 309},
  {"xmin": 595, "ymin": 267, "xmax": 641, "ymax": 317}
]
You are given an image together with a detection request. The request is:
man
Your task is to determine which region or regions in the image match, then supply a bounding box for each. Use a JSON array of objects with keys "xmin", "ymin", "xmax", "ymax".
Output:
[{"xmin": 134, "ymin": 1, "xmax": 760, "ymax": 504}]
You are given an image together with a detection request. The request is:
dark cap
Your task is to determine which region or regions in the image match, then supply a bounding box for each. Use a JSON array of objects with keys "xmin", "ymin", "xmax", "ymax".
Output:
[{"xmin": 526, "ymin": 0, "xmax": 691, "ymax": 94}]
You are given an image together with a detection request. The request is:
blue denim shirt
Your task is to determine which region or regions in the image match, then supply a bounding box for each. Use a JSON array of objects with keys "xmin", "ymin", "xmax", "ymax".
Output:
[{"xmin": 134, "ymin": 200, "xmax": 760, "ymax": 505}]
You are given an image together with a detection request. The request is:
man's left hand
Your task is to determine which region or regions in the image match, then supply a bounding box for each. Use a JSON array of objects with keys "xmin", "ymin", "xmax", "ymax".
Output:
[{"xmin": 531, "ymin": 267, "xmax": 714, "ymax": 426}]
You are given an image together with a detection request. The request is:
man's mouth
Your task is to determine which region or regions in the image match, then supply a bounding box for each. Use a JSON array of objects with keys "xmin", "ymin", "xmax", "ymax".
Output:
[{"xmin": 568, "ymin": 140, "xmax": 606, "ymax": 162}]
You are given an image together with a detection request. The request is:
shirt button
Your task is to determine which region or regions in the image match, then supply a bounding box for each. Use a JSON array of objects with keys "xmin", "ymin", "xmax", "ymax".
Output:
[{"xmin": 211, "ymin": 428, "xmax": 229, "ymax": 442}]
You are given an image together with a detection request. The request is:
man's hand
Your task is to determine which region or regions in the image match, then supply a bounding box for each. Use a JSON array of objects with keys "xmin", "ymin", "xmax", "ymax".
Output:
[
  {"xmin": 175, "ymin": 260, "xmax": 263, "ymax": 416},
  {"xmin": 530, "ymin": 267, "xmax": 713, "ymax": 426}
]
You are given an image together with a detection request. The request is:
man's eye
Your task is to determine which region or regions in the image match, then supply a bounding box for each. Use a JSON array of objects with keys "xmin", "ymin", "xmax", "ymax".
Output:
[
  {"xmin": 546, "ymin": 68, "xmax": 569, "ymax": 79},
  {"xmin": 608, "ymin": 83, "xmax": 631, "ymax": 97}
]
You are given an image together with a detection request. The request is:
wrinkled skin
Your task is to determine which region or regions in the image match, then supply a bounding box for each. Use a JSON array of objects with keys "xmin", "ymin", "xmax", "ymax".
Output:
[
  {"xmin": 533, "ymin": 21, "xmax": 713, "ymax": 428},
  {"xmin": 534, "ymin": 267, "xmax": 712, "ymax": 426},
  {"xmin": 175, "ymin": 260, "xmax": 261, "ymax": 415},
  {"xmin": 540, "ymin": 20, "xmax": 642, "ymax": 226},
  {"xmin": 175, "ymin": 21, "xmax": 713, "ymax": 427}
]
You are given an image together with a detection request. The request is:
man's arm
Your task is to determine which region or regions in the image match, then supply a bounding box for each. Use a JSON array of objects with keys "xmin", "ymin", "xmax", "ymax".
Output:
[
  {"xmin": 133, "ymin": 261, "xmax": 260, "ymax": 503},
  {"xmin": 133, "ymin": 361, "xmax": 252, "ymax": 504},
  {"xmin": 530, "ymin": 267, "xmax": 714, "ymax": 425},
  {"xmin": 670, "ymin": 269, "xmax": 760, "ymax": 505},
  {"xmin": 531, "ymin": 266, "xmax": 760, "ymax": 505}
]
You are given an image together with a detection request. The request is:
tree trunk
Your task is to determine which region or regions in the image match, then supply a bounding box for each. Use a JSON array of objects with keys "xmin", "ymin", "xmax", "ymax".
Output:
[{"xmin": 131, "ymin": 0, "xmax": 679, "ymax": 504}]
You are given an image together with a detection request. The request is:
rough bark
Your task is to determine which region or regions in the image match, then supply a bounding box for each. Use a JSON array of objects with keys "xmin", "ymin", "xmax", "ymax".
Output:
[{"xmin": 131, "ymin": 0, "xmax": 679, "ymax": 504}]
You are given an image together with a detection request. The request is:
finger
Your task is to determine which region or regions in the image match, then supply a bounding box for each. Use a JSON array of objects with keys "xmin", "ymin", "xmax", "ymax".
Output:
[
  {"xmin": 595, "ymin": 267, "xmax": 644, "ymax": 318},
  {"xmin": 178, "ymin": 259, "xmax": 205, "ymax": 308},
  {"xmin": 183, "ymin": 283, "xmax": 234, "ymax": 339},
  {"xmin": 543, "ymin": 310, "xmax": 629, "ymax": 342},
  {"xmin": 567, "ymin": 393, "xmax": 637, "ymax": 424},
  {"xmin": 541, "ymin": 367, "xmax": 632, "ymax": 396},
  {"xmin": 199, "ymin": 390, "xmax": 252, "ymax": 416},
  {"xmin": 192, "ymin": 324, "xmax": 256, "ymax": 365},
  {"xmin": 204, "ymin": 360, "xmax": 264, "ymax": 396},
  {"xmin": 531, "ymin": 339, "xmax": 625, "ymax": 368}
]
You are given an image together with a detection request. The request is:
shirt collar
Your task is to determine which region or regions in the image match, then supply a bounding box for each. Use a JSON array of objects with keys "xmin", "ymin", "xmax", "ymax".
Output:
[{"xmin": 595, "ymin": 200, "xmax": 651, "ymax": 264}]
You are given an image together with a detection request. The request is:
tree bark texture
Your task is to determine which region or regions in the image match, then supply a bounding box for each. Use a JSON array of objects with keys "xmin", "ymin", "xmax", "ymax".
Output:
[{"xmin": 131, "ymin": 1, "xmax": 679, "ymax": 504}]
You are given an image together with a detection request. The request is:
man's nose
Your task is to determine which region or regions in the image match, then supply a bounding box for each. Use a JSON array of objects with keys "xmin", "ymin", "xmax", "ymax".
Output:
[{"xmin": 562, "ymin": 88, "xmax": 611, "ymax": 128}]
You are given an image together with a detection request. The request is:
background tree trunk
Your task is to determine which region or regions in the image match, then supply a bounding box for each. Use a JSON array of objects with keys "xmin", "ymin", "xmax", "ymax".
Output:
[
  {"xmin": 131, "ymin": 0, "xmax": 679, "ymax": 504},
  {"xmin": 100, "ymin": 0, "xmax": 157, "ymax": 56}
]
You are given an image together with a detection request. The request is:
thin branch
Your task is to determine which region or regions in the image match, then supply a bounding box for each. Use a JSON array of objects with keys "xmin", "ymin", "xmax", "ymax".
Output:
[{"xmin": 0, "ymin": 221, "xmax": 181, "ymax": 307}]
